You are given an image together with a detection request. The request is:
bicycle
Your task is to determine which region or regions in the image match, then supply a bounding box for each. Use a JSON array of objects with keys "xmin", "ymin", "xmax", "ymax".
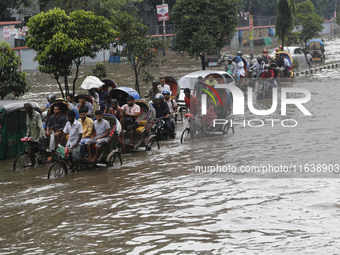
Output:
[
  {"xmin": 180, "ymin": 114, "xmax": 206, "ymax": 143},
  {"xmin": 47, "ymin": 146, "xmax": 80, "ymax": 179},
  {"xmin": 13, "ymin": 137, "xmax": 48, "ymax": 171}
]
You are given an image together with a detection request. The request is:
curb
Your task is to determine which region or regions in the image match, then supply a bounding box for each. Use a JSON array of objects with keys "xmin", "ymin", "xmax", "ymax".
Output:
[{"xmin": 294, "ymin": 63, "xmax": 340, "ymax": 77}]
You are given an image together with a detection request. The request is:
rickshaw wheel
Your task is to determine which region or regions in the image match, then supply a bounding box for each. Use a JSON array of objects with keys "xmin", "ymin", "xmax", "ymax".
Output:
[
  {"xmin": 180, "ymin": 128, "xmax": 191, "ymax": 143},
  {"xmin": 47, "ymin": 161, "xmax": 67, "ymax": 179},
  {"xmin": 224, "ymin": 122, "xmax": 235, "ymax": 134},
  {"xmin": 106, "ymin": 152, "xmax": 122, "ymax": 167},
  {"xmin": 145, "ymin": 137, "xmax": 160, "ymax": 151},
  {"xmin": 13, "ymin": 152, "xmax": 32, "ymax": 171}
]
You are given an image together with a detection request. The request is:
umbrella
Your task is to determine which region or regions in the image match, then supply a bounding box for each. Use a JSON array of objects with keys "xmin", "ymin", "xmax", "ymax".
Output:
[{"xmin": 80, "ymin": 76, "xmax": 104, "ymax": 90}]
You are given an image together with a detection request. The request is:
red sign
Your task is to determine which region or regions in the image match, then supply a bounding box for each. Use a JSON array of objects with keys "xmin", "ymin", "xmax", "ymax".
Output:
[{"xmin": 157, "ymin": 4, "xmax": 169, "ymax": 21}]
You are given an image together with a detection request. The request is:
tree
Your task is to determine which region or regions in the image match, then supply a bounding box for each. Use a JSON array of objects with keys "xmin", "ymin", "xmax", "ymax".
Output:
[
  {"xmin": 0, "ymin": 40, "xmax": 28, "ymax": 99},
  {"xmin": 40, "ymin": 0, "xmax": 136, "ymax": 19},
  {"xmin": 170, "ymin": 0, "xmax": 238, "ymax": 70},
  {"xmin": 294, "ymin": 0, "xmax": 324, "ymax": 67},
  {"xmin": 26, "ymin": 8, "xmax": 117, "ymax": 98},
  {"xmin": 90, "ymin": 62, "xmax": 109, "ymax": 80},
  {"xmin": 112, "ymin": 11, "xmax": 165, "ymax": 94},
  {"xmin": 0, "ymin": 0, "xmax": 36, "ymax": 21},
  {"xmin": 276, "ymin": 0, "xmax": 296, "ymax": 51}
]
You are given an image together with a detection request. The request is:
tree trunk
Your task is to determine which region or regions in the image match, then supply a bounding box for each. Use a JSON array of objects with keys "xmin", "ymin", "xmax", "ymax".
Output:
[
  {"xmin": 281, "ymin": 31, "xmax": 284, "ymax": 51},
  {"xmin": 304, "ymin": 42, "xmax": 311, "ymax": 68},
  {"xmin": 134, "ymin": 68, "xmax": 140, "ymax": 95},
  {"xmin": 64, "ymin": 76, "xmax": 68, "ymax": 98},
  {"xmin": 56, "ymin": 79, "xmax": 65, "ymax": 99},
  {"xmin": 73, "ymin": 61, "xmax": 81, "ymax": 97},
  {"xmin": 201, "ymin": 54, "xmax": 206, "ymax": 70}
]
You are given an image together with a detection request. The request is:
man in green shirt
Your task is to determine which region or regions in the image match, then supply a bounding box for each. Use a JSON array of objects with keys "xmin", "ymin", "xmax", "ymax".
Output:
[
  {"xmin": 3, "ymin": 87, "xmax": 20, "ymax": 100},
  {"xmin": 24, "ymin": 103, "xmax": 45, "ymax": 166},
  {"xmin": 204, "ymin": 74, "xmax": 218, "ymax": 87}
]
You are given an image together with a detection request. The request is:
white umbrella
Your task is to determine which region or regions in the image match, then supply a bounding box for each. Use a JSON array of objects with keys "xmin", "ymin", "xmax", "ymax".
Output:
[{"xmin": 80, "ymin": 76, "xmax": 104, "ymax": 90}]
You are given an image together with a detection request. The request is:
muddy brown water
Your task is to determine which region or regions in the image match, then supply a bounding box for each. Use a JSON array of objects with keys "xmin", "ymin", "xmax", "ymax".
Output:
[{"xmin": 1, "ymin": 36, "xmax": 340, "ymax": 254}]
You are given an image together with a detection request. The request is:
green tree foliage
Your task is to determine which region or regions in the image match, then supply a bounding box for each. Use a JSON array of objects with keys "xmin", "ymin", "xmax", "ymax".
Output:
[
  {"xmin": 26, "ymin": 8, "xmax": 117, "ymax": 98},
  {"xmin": 170, "ymin": 0, "xmax": 238, "ymax": 70},
  {"xmin": 0, "ymin": 40, "xmax": 28, "ymax": 99},
  {"xmin": 91, "ymin": 62, "xmax": 109, "ymax": 80},
  {"xmin": 294, "ymin": 0, "xmax": 324, "ymax": 67},
  {"xmin": 275, "ymin": 0, "xmax": 296, "ymax": 50},
  {"xmin": 112, "ymin": 11, "xmax": 165, "ymax": 94},
  {"xmin": 0, "ymin": 0, "xmax": 35, "ymax": 20},
  {"xmin": 40, "ymin": 0, "xmax": 136, "ymax": 19}
]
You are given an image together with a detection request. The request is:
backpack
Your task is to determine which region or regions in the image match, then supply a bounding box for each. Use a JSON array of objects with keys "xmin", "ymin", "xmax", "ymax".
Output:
[{"xmin": 262, "ymin": 54, "xmax": 268, "ymax": 64}]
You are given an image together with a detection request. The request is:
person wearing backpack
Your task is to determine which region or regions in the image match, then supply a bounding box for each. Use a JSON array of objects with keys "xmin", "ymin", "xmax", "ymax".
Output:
[{"xmin": 162, "ymin": 90, "xmax": 177, "ymax": 132}]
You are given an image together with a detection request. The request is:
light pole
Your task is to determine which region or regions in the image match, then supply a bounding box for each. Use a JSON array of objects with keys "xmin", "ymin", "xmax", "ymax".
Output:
[{"xmin": 162, "ymin": 0, "xmax": 166, "ymax": 56}]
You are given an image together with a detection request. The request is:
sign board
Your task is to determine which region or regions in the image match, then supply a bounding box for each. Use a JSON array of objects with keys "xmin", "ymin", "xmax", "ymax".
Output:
[{"xmin": 157, "ymin": 4, "xmax": 169, "ymax": 21}]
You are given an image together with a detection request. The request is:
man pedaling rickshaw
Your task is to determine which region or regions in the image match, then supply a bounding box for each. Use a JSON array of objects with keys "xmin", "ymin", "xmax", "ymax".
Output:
[{"xmin": 152, "ymin": 93, "xmax": 175, "ymax": 139}]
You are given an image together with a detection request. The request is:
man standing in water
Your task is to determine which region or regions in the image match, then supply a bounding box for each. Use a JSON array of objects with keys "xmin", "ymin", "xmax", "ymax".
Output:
[{"xmin": 24, "ymin": 103, "xmax": 45, "ymax": 166}]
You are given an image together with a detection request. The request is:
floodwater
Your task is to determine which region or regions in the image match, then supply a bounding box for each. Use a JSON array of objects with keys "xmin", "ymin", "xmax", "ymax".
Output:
[{"xmin": 0, "ymin": 35, "xmax": 340, "ymax": 254}]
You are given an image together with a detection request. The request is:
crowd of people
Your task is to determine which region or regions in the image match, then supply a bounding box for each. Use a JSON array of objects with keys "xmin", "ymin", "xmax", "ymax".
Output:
[{"xmin": 1, "ymin": 77, "xmax": 182, "ymax": 172}]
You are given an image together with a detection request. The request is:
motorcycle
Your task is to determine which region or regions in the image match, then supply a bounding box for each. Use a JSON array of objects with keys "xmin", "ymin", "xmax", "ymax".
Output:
[
  {"xmin": 151, "ymin": 117, "xmax": 175, "ymax": 141},
  {"xmin": 256, "ymin": 81, "xmax": 276, "ymax": 100}
]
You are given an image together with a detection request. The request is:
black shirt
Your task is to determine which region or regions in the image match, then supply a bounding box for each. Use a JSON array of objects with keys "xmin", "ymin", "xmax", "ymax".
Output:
[
  {"xmin": 47, "ymin": 114, "xmax": 67, "ymax": 130},
  {"xmin": 152, "ymin": 101, "xmax": 169, "ymax": 119}
]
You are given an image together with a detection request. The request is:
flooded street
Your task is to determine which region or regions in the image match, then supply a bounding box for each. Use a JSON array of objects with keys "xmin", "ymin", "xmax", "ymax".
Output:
[{"xmin": 1, "ymin": 36, "xmax": 340, "ymax": 254}]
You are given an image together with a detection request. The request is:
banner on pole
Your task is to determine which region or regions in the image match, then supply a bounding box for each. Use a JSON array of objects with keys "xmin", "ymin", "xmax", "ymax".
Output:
[{"xmin": 157, "ymin": 4, "xmax": 169, "ymax": 21}]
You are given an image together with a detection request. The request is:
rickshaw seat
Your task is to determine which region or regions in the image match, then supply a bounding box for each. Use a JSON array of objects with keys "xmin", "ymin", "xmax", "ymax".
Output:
[{"xmin": 134, "ymin": 121, "xmax": 146, "ymax": 134}]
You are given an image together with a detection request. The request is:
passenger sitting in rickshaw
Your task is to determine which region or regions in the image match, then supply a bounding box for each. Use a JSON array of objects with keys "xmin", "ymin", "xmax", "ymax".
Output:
[
  {"xmin": 85, "ymin": 110, "xmax": 111, "ymax": 162},
  {"xmin": 152, "ymin": 93, "xmax": 175, "ymax": 139},
  {"xmin": 103, "ymin": 94, "xmax": 112, "ymax": 113},
  {"xmin": 108, "ymin": 99, "xmax": 125, "ymax": 152},
  {"xmin": 66, "ymin": 94, "xmax": 76, "ymax": 108},
  {"xmin": 202, "ymin": 98, "xmax": 218, "ymax": 131},
  {"xmin": 78, "ymin": 107, "xmax": 94, "ymax": 157},
  {"xmin": 77, "ymin": 94, "xmax": 93, "ymax": 117},
  {"xmin": 277, "ymin": 54, "xmax": 290, "ymax": 77},
  {"xmin": 45, "ymin": 105, "xmax": 67, "ymax": 151},
  {"xmin": 121, "ymin": 96, "xmax": 140, "ymax": 147},
  {"xmin": 97, "ymin": 86, "xmax": 108, "ymax": 109},
  {"xmin": 117, "ymin": 93, "xmax": 127, "ymax": 107},
  {"xmin": 60, "ymin": 110, "xmax": 83, "ymax": 173},
  {"xmin": 88, "ymin": 88, "xmax": 99, "ymax": 104}
]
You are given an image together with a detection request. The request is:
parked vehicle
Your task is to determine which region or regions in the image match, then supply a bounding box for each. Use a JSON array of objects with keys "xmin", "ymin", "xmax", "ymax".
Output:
[
  {"xmin": 269, "ymin": 46, "xmax": 313, "ymax": 67},
  {"xmin": 0, "ymin": 101, "xmax": 41, "ymax": 161},
  {"xmin": 307, "ymin": 39, "xmax": 325, "ymax": 63}
]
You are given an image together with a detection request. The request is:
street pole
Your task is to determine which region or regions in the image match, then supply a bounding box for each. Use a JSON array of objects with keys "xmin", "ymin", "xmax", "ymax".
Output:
[
  {"xmin": 162, "ymin": 0, "xmax": 166, "ymax": 56},
  {"xmin": 249, "ymin": 1, "xmax": 253, "ymax": 61}
]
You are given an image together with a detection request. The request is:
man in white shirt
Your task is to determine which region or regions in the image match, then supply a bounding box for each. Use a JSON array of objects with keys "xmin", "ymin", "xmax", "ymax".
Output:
[
  {"xmin": 85, "ymin": 110, "xmax": 111, "ymax": 162},
  {"xmin": 60, "ymin": 110, "xmax": 83, "ymax": 172},
  {"xmin": 159, "ymin": 77, "xmax": 171, "ymax": 92}
]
